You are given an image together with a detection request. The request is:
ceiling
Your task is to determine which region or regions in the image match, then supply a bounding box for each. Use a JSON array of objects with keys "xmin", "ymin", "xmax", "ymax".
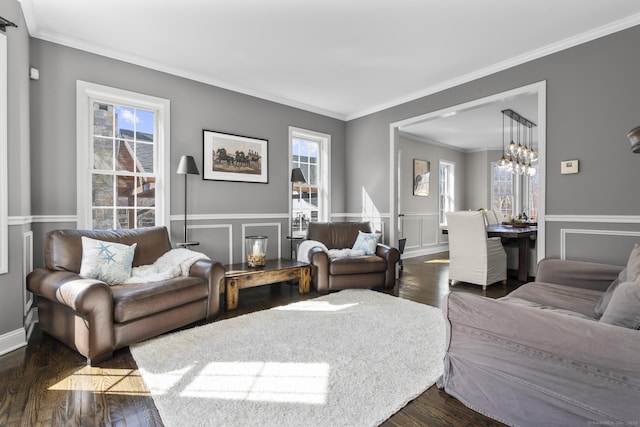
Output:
[
  {"xmin": 400, "ymin": 92, "xmax": 538, "ymax": 151},
  {"xmin": 19, "ymin": 0, "xmax": 640, "ymax": 124}
]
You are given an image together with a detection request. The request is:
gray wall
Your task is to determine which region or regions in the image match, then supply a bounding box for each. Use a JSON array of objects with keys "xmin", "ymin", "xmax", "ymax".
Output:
[
  {"xmin": 0, "ymin": 0, "xmax": 32, "ymax": 344},
  {"xmin": 28, "ymin": 39, "xmax": 347, "ymax": 264},
  {"xmin": 346, "ymin": 24, "xmax": 640, "ymax": 264}
]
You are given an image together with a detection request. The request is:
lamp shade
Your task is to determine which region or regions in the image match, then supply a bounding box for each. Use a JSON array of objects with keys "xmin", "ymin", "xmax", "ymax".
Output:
[
  {"xmin": 628, "ymin": 126, "xmax": 640, "ymax": 153},
  {"xmin": 177, "ymin": 155, "xmax": 200, "ymax": 175},
  {"xmin": 290, "ymin": 167, "xmax": 306, "ymax": 184}
]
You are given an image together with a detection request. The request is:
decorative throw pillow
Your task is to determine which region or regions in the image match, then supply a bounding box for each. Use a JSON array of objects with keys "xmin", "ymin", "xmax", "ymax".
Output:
[
  {"xmin": 599, "ymin": 279, "xmax": 640, "ymax": 329},
  {"xmin": 594, "ymin": 243, "xmax": 640, "ymax": 317},
  {"xmin": 351, "ymin": 231, "xmax": 381, "ymax": 255},
  {"xmin": 80, "ymin": 236, "xmax": 137, "ymax": 285}
]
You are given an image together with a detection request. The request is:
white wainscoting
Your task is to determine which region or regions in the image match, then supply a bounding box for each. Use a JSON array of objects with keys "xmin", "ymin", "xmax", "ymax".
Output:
[
  {"xmin": 187, "ymin": 224, "xmax": 233, "ymax": 264},
  {"xmin": 241, "ymin": 222, "xmax": 282, "ymax": 262},
  {"xmin": 399, "ymin": 213, "xmax": 448, "ymax": 258}
]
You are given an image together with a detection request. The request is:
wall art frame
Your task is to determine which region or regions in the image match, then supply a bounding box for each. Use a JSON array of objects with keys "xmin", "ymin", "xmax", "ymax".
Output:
[
  {"xmin": 413, "ymin": 159, "xmax": 430, "ymax": 196},
  {"xmin": 203, "ymin": 130, "xmax": 268, "ymax": 183}
]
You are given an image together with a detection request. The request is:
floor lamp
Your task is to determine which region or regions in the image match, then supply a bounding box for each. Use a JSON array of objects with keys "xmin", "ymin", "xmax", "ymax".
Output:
[
  {"xmin": 176, "ymin": 155, "xmax": 200, "ymax": 248},
  {"xmin": 289, "ymin": 167, "xmax": 307, "ymax": 258}
]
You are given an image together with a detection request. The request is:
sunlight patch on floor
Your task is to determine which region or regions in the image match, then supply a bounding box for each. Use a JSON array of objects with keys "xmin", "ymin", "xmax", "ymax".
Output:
[
  {"xmin": 48, "ymin": 367, "xmax": 151, "ymax": 395},
  {"xmin": 425, "ymin": 258, "xmax": 449, "ymax": 264},
  {"xmin": 180, "ymin": 362, "xmax": 329, "ymax": 404}
]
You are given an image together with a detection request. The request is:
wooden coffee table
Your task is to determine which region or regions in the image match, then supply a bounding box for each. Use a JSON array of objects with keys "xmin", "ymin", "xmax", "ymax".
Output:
[{"xmin": 223, "ymin": 258, "xmax": 311, "ymax": 310}]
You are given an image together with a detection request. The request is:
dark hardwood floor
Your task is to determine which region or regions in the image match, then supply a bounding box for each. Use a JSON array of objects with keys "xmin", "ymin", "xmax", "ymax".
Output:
[{"xmin": 0, "ymin": 252, "xmax": 523, "ymax": 426}]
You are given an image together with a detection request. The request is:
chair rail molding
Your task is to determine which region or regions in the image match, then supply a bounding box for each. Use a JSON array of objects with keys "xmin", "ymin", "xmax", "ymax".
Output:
[{"xmin": 546, "ymin": 214, "xmax": 640, "ymax": 223}]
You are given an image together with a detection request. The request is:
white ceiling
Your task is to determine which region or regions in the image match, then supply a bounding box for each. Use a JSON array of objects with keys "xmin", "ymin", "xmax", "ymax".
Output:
[{"xmin": 19, "ymin": 0, "xmax": 640, "ymax": 123}]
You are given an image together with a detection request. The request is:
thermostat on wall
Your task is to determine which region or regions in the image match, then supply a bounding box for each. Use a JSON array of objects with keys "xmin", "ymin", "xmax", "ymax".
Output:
[{"xmin": 561, "ymin": 160, "xmax": 579, "ymax": 174}]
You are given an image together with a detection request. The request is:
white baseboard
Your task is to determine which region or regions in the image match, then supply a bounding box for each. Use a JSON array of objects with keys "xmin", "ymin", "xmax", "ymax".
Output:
[
  {"xmin": 402, "ymin": 245, "xmax": 449, "ymax": 259},
  {"xmin": 0, "ymin": 327, "xmax": 27, "ymax": 357}
]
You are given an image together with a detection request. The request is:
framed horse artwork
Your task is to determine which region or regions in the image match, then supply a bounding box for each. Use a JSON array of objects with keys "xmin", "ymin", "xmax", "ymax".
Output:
[{"xmin": 202, "ymin": 130, "xmax": 268, "ymax": 183}]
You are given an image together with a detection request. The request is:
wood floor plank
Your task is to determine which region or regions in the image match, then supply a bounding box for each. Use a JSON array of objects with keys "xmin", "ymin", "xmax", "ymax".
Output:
[{"xmin": 0, "ymin": 251, "xmax": 518, "ymax": 426}]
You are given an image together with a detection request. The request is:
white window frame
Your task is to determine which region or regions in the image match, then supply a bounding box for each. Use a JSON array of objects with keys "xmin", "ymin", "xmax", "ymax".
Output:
[
  {"xmin": 0, "ymin": 34, "xmax": 7, "ymax": 274},
  {"xmin": 76, "ymin": 81, "xmax": 170, "ymax": 230},
  {"xmin": 288, "ymin": 127, "xmax": 331, "ymax": 235},
  {"xmin": 439, "ymin": 160, "xmax": 455, "ymax": 226}
]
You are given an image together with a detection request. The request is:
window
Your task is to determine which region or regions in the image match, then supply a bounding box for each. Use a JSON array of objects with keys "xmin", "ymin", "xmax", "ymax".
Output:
[
  {"xmin": 77, "ymin": 81, "xmax": 170, "ymax": 230},
  {"xmin": 289, "ymin": 127, "xmax": 330, "ymax": 236},
  {"xmin": 491, "ymin": 163, "xmax": 538, "ymax": 220},
  {"xmin": 439, "ymin": 161, "xmax": 455, "ymax": 226},
  {"xmin": 491, "ymin": 163, "xmax": 514, "ymax": 218}
]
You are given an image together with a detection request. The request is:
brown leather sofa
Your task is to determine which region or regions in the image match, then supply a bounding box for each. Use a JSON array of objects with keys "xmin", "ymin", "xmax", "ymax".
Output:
[
  {"xmin": 27, "ymin": 226, "xmax": 225, "ymax": 365},
  {"xmin": 304, "ymin": 222, "xmax": 400, "ymax": 293}
]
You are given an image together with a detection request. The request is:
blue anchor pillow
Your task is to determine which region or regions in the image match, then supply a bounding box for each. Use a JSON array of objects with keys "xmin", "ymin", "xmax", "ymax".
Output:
[
  {"xmin": 351, "ymin": 230, "xmax": 381, "ymax": 255},
  {"xmin": 80, "ymin": 236, "xmax": 137, "ymax": 285}
]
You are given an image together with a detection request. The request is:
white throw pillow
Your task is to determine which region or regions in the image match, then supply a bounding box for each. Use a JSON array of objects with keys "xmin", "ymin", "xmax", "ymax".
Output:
[
  {"xmin": 594, "ymin": 243, "xmax": 640, "ymax": 317},
  {"xmin": 600, "ymin": 279, "xmax": 640, "ymax": 329},
  {"xmin": 80, "ymin": 236, "xmax": 137, "ymax": 285},
  {"xmin": 352, "ymin": 231, "xmax": 381, "ymax": 255}
]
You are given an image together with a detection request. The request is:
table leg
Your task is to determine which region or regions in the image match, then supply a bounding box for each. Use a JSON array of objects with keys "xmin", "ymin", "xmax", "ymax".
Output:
[
  {"xmin": 299, "ymin": 266, "xmax": 311, "ymax": 294},
  {"xmin": 227, "ymin": 278, "xmax": 238, "ymax": 310},
  {"xmin": 517, "ymin": 237, "xmax": 531, "ymax": 282}
]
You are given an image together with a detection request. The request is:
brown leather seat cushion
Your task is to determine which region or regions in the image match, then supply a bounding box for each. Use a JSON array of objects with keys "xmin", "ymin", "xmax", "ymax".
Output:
[
  {"xmin": 111, "ymin": 276, "xmax": 208, "ymax": 323},
  {"xmin": 329, "ymin": 256, "xmax": 387, "ymax": 275}
]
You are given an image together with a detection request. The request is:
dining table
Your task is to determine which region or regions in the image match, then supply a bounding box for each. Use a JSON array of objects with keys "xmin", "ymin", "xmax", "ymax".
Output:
[
  {"xmin": 443, "ymin": 223, "xmax": 538, "ymax": 282},
  {"xmin": 486, "ymin": 224, "xmax": 537, "ymax": 282}
]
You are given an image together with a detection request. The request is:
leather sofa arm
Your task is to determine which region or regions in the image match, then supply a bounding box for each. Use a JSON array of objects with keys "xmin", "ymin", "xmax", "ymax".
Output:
[
  {"xmin": 27, "ymin": 268, "xmax": 115, "ymax": 361},
  {"xmin": 189, "ymin": 259, "xmax": 226, "ymax": 319},
  {"xmin": 536, "ymin": 258, "xmax": 624, "ymax": 291},
  {"xmin": 309, "ymin": 246, "xmax": 330, "ymax": 293},
  {"xmin": 376, "ymin": 244, "xmax": 400, "ymax": 288}
]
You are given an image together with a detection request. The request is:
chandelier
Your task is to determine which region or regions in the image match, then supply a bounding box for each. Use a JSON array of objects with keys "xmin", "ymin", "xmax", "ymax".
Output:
[{"xmin": 497, "ymin": 109, "xmax": 537, "ymax": 176}]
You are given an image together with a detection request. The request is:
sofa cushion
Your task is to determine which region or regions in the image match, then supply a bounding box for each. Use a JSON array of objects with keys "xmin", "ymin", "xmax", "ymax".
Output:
[
  {"xmin": 501, "ymin": 282, "xmax": 603, "ymax": 319},
  {"xmin": 329, "ymin": 255, "xmax": 386, "ymax": 275},
  {"xmin": 80, "ymin": 237, "xmax": 137, "ymax": 285},
  {"xmin": 594, "ymin": 243, "xmax": 640, "ymax": 317},
  {"xmin": 111, "ymin": 276, "xmax": 209, "ymax": 323},
  {"xmin": 600, "ymin": 279, "xmax": 640, "ymax": 329}
]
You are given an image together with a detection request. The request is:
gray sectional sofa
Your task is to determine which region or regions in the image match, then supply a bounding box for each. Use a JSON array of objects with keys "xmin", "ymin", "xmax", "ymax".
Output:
[{"xmin": 438, "ymin": 255, "xmax": 640, "ymax": 426}]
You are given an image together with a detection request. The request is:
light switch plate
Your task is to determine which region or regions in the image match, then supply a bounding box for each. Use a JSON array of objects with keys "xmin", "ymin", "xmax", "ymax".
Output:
[{"xmin": 561, "ymin": 160, "xmax": 579, "ymax": 174}]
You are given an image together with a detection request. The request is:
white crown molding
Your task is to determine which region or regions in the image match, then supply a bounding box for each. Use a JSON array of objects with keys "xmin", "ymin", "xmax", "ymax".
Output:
[
  {"xmin": 546, "ymin": 215, "xmax": 640, "ymax": 223},
  {"xmin": 20, "ymin": 0, "xmax": 640, "ymax": 122},
  {"xmin": 346, "ymin": 13, "xmax": 640, "ymax": 120}
]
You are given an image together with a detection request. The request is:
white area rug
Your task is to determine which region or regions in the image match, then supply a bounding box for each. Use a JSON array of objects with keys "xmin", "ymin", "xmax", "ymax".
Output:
[{"xmin": 130, "ymin": 289, "xmax": 446, "ymax": 427}]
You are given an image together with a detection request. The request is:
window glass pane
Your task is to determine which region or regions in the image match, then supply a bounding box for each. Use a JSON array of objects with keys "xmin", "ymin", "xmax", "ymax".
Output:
[
  {"xmin": 93, "ymin": 137, "xmax": 113, "ymax": 170},
  {"xmin": 116, "ymin": 176, "xmax": 135, "ymax": 207},
  {"xmin": 93, "ymin": 103, "xmax": 114, "ymax": 137},
  {"xmin": 137, "ymin": 209, "xmax": 156, "ymax": 228},
  {"xmin": 92, "ymin": 174, "xmax": 114, "ymax": 207},
  {"xmin": 137, "ymin": 177, "xmax": 155, "ymax": 207},
  {"xmin": 136, "ymin": 142, "xmax": 154, "ymax": 173},
  {"xmin": 92, "ymin": 208, "xmax": 113, "ymax": 230},
  {"xmin": 116, "ymin": 140, "xmax": 135, "ymax": 172},
  {"xmin": 136, "ymin": 109, "xmax": 155, "ymax": 142},
  {"xmin": 116, "ymin": 208, "xmax": 134, "ymax": 229},
  {"xmin": 115, "ymin": 106, "xmax": 136, "ymax": 141}
]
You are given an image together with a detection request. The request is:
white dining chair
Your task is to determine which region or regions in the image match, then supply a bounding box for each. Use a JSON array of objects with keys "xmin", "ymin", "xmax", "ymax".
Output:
[{"xmin": 446, "ymin": 211, "xmax": 507, "ymax": 290}]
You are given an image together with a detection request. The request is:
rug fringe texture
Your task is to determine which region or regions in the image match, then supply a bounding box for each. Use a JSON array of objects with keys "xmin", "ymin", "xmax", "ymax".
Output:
[{"xmin": 131, "ymin": 289, "xmax": 445, "ymax": 427}]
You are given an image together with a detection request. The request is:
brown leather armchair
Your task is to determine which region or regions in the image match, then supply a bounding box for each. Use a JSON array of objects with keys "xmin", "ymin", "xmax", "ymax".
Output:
[
  {"xmin": 304, "ymin": 222, "xmax": 400, "ymax": 294},
  {"xmin": 27, "ymin": 226, "xmax": 225, "ymax": 365}
]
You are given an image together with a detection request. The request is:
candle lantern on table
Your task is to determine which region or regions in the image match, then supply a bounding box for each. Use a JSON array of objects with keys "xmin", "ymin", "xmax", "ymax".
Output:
[{"xmin": 246, "ymin": 236, "xmax": 268, "ymax": 267}]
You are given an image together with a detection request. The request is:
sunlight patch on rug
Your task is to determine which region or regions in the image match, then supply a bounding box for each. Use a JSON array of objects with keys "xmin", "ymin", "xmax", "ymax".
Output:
[{"xmin": 131, "ymin": 289, "xmax": 445, "ymax": 427}]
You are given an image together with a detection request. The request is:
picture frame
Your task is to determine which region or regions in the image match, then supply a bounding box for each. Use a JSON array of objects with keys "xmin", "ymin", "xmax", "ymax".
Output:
[
  {"xmin": 413, "ymin": 159, "xmax": 430, "ymax": 196},
  {"xmin": 202, "ymin": 130, "xmax": 268, "ymax": 183}
]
